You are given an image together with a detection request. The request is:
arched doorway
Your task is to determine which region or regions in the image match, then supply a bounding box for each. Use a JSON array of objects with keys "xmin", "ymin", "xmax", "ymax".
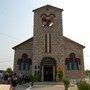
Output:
[{"xmin": 41, "ymin": 57, "xmax": 56, "ymax": 81}]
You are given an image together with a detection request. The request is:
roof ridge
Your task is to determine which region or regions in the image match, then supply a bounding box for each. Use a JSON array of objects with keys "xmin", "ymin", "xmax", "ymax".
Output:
[
  {"xmin": 33, "ymin": 4, "xmax": 63, "ymax": 12},
  {"xmin": 12, "ymin": 37, "xmax": 33, "ymax": 49},
  {"xmin": 63, "ymin": 36, "xmax": 85, "ymax": 48}
]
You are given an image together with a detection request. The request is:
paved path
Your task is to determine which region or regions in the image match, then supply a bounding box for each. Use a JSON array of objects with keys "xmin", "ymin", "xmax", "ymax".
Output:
[
  {"xmin": 26, "ymin": 85, "xmax": 77, "ymax": 90},
  {"xmin": 16, "ymin": 84, "xmax": 29, "ymax": 90},
  {"xmin": 0, "ymin": 84, "xmax": 77, "ymax": 90}
]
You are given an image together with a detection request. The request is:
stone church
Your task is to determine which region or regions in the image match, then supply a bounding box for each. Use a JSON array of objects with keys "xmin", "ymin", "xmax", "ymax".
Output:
[{"xmin": 13, "ymin": 5, "xmax": 85, "ymax": 82}]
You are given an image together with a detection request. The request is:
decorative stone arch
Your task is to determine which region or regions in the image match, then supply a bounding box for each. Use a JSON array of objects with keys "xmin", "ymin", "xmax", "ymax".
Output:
[
  {"xmin": 40, "ymin": 57, "xmax": 57, "ymax": 81},
  {"xmin": 41, "ymin": 57, "xmax": 56, "ymax": 66},
  {"xmin": 22, "ymin": 53, "xmax": 28, "ymax": 58}
]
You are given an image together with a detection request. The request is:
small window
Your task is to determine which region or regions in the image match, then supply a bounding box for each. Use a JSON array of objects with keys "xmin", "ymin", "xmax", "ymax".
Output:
[
  {"xmin": 38, "ymin": 66, "xmax": 41, "ymax": 69},
  {"xmin": 45, "ymin": 34, "xmax": 51, "ymax": 53},
  {"xmin": 38, "ymin": 71, "xmax": 40, "ymax": 74},
  {"xmin": 35, "ymin": 71, "xmax": 37, "ymax": 74},
  {"xmin": 35, "ymin": 65, "xmax": 37, "ymax": 69}
]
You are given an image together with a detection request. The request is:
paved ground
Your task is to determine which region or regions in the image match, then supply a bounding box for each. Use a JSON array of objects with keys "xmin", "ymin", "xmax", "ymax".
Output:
[
  {"xmin": 0, "ymin": 78, "xmax": 90, "ymax": 90},
  {"xmin": 16, "ymin": 84, "xmax": 28, "ymax": 90},
  {"xmin": 15, "ymin": 79, "xmax": 90, "ymax": 90},
  {"xmin": 29, "ymin": 85, "xmax": 77, "ymax": 90},
  {"xmin": 17, "ymin": 84, "xmax": 77, "ymax": 90},
  {"xmin": 0, "ymin": 84, "xmax": 77, "ymax": 90}
]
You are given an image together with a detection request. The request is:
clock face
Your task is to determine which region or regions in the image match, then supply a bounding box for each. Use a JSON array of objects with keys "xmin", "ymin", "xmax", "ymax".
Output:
[{"xmin": 41, "ymin": 14, "xmax": 55, "ymax": 27}]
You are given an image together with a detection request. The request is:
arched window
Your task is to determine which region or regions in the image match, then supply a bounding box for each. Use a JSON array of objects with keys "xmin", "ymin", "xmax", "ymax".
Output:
[
  {"xmin": 41, "ymin": 14, "xmax": 55, "ymax": 27},
  {"xmin": 65, "ymin": 53, "xmax": 80, "ymax": 70},
  {"xmin": 17, "ymin": 53, "xmax": 32, "ymax": 71}
]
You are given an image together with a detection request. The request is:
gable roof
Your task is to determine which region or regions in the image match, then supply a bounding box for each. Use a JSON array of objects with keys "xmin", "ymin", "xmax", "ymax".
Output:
[
  {"xmin": 33, "ymin": 4, "xmax": 63, "ymax": 12},
  {"xmin": 12, "ymin": 36, "xmax": 85, "ymax": 50},
  {"xmin": 12, "ymin": 37, "xmax": 33, "ymax": 49},
  {"xmin": 63, "ymin": 36, "xmax": 85, "ymax": 49}
]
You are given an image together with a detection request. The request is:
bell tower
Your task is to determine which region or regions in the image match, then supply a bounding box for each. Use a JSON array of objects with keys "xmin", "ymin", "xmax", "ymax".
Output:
[{"xmin": 32, "ymin": 5, "xmax": 65, "ymax": 81}]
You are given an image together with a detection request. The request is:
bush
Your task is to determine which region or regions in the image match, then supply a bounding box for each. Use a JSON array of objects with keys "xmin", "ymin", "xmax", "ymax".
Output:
[
  {"xmin": 63, "ymin": 78, "xmax": 70, "ymax": 90},
  {"xmin": 37, "ymin": 73, "xmax": 41, "ymax": 82},
  {"xmin": 77, "ymin": 81, "xmax": 90, "ymax": 90},
  {"xmin": 31, "ymin": 75, "xmax": 35, "ymax": 86},
  {"xmin": 58, "ymin": 70, "xmax": 63, "ymax": 82},
  {"xmin": 30, "ymin": 73, "xmax": 41, "ymax": 87},
  {"xmin": 34, "ymin": 73, "xmax": 41, "ymax": 82}
]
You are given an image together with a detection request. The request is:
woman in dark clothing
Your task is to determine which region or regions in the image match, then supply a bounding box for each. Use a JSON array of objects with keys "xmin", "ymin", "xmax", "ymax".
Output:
[{"xmin": 10, "ymin": 73, "xmax": 17, "ymax": 90}]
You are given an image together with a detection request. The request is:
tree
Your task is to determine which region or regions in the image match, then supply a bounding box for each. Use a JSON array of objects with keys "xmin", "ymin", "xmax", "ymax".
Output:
[{"xmin": 6, "ymin": 68, "xmax": 13, "ymax": 75}]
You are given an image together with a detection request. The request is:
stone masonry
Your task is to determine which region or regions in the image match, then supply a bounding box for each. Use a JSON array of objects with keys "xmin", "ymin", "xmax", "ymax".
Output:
[{"xmin": 13, "ymin": 5, "xmax": 85, "ymax": 82}]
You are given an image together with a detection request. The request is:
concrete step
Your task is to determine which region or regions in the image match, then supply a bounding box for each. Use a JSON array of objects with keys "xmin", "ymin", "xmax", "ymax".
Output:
[{"xmin": 34, "ymin": 82, "xmax": 63, "ymax": 85}]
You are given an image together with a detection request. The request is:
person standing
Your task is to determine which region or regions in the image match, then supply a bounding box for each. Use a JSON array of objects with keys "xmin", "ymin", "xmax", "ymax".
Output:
[
  {"xmin": 10, "ymin": 73, "xmax": 17, "ymax": 90},
  {"xmin": 0, "ymin": 71, "xmax": 3, "ymax": 84}
]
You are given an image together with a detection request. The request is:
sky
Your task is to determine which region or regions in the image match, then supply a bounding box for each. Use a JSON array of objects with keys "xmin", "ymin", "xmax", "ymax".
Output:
[{"xmin": 0, "ymin": 0, "xmax": 90, "ymax": 70}]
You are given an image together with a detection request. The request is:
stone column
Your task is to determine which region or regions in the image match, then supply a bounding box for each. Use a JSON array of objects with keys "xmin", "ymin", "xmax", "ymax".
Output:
[
  {"xmin": 42, "ymin": 66, "xmax": 44, "ymax": 82},
  {"xmin": 53, "ymin": 66, "xmax": 55, "ymax": 81},
  {"xmin": 31, "ymin": 65, "xmax": 35, "ymax": 76}
]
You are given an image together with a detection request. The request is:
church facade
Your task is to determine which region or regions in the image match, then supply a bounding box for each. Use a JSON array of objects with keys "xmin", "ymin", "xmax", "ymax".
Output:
[{"xmin": 13, "ymin": 5, "xmax": 85, "ymax": 82}]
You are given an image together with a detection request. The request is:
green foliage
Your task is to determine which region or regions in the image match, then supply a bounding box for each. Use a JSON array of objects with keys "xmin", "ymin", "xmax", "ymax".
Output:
[
  {"xmin": 34, "ymin": 73, "xmax": 39, "ymax": 82},
  {"xmin": 31, "ymin": 75, "xmax": 35, "ymax": 86},
  {"xmin": 36, "ymin": 73, "xmax": 41, "ymax": 82},
  {"xmin": 30, "ymin": 73, "xmax": 41, "ymax": 86},
  {"xmin": 85, "ymin": 70, "xmax": 90, "ymax": 77},
  {"xmin": 58, "ymin": 70, "xmax": 63, "ymax": 82},
  {"xmin": 34, "ymin": 72, "xmax": 41, "ymax": 82},
  {"xmin": 63, "ymin": 78, "xmax": 70, "ymax": 90},
  {"xmin": 77, "ymin": 81, "xmax": 90, "ymax": 90},
  {"xmin": 5, "ymin": 68, "xmax": 13, "ymax": 75},
  {"xmin": 88, "ymin": 73, "xmax": 90, "ymax": 81}
]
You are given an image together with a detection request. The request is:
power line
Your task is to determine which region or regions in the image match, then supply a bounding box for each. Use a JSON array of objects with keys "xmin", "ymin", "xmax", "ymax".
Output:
[
  {"xmin": 0, "ymin": 60, "xmax": 13, "ymax": 63},
  {"xmin": 0, "ymin": 32, "xmax": 19, "ymax": 41},
  {"xmin": 0, "ymin": 57, "xmax": 14, "ymax": 59}
]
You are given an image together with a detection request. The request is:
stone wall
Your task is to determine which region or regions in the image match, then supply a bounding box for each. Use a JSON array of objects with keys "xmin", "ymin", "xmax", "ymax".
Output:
[
  {"xmin": 13, "ymin": 39, "xmax": 33, "ymax": 74},
  {"xmin": 33, "ymin": 5, "xmax": 65, "ymax": 76},
  {"xmin": 63, "ymin": 37, "xmax": 85, "ymax": 79},
  {"xmin": 13, "ymin": 5, "xmax": 85, "ymax": 81}
]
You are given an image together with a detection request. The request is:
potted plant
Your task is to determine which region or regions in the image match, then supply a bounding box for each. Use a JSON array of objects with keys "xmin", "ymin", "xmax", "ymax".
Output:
[
  {"xmin": 58, "ymin": 70, "xmax": 63, "ymax": 82},
  {"xmin": 63, "ymin": 78, "xmax": 70, "ymax": 90}
]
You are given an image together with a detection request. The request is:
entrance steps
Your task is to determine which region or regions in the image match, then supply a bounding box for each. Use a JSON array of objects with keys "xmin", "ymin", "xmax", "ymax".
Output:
[{"xmin": 34, "ymin": 82, "xmax": 64, "ymax": 85}]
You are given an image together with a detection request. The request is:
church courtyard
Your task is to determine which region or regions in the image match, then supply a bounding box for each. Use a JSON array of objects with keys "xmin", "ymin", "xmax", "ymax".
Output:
[
  {"xmin": 0, "ymin": 84, "xmax": 77, "ymax": 90},
  {"xmin": 25, "ymin": 85, "xmax": 77, "ymax": 90}
]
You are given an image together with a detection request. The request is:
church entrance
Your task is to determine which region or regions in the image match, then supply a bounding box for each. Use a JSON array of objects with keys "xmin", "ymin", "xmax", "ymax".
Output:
[
  {"xmin": 44, "ymin": 65, "xmax": 53, "ymax": 81},
  {"xmin": 41, "ymin": 57, "xmax": 57, "ymax": 82}
]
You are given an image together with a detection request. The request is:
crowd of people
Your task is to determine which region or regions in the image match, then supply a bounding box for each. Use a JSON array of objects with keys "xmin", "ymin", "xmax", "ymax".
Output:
[{"xmin": 0, "ymin": 71, "xmax": 31, "ymax": 90}]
